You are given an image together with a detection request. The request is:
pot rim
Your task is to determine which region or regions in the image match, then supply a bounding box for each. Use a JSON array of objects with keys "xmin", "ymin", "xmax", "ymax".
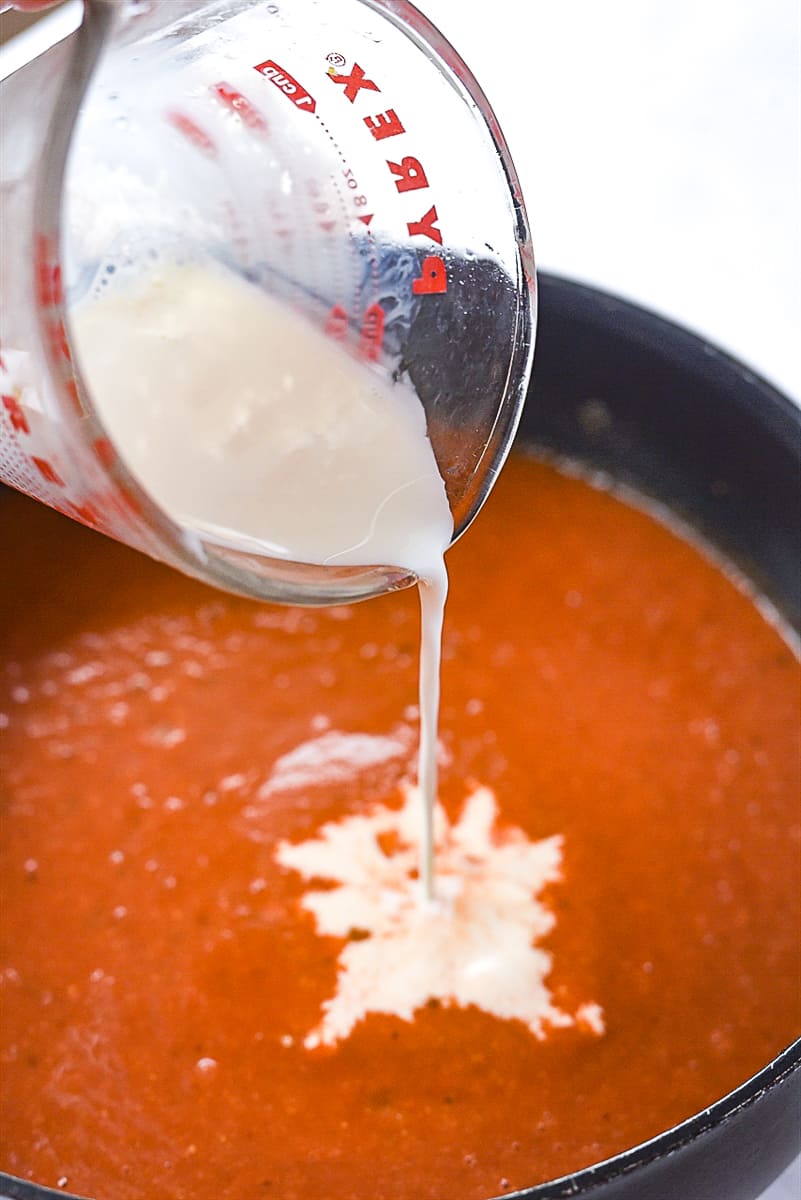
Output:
[
  {"xmin": 502, "ymin": 1036, "xmax": 801, "ymax": 1200},
  {"xmin": 2, "ymin": 1040, "xmax": 799, "ymax": 1200}
]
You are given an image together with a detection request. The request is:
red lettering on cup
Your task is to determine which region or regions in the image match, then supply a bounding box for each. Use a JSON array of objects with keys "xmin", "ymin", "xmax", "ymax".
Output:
[
  {"xmin": 32, "ymin": 456, "xmax": 64, "ymax": 486},
  {"xmin": 364, "ymin": 109, "xmax": 405, "ymax": 141},
  {"xmin": 359, "ymin": 304, "xmax": 385, "ymax": 361},
  {"xmin": 211, "ymin": 83, "xmax": 268, "ymax": 134},
  {"xmin": 387, "ymin": 157, "xmax": 429, "ymax": 194},
  {"xmin": 412, "ymin": 256, "xmax": 448, "ymax": 295},
  {"xmin": 254, "ymin": 61, "xmax": 316, "ymax": 112},
  {"xmin": 2, "ymin": 394, "xmax": 29, "ymax": 435},
  {"xmin": 166, "ymin": 111, "xmax": 218, "ymax": 156},
  {"xmin": 326, "ymin": 305, "xmax": 349, "ymax": 341},
  {"xmin": 327, "ymin": 62, "xmax": 380, "ymax": 104},
  {"xmin": 407, "ymin": 205, "xmax": 443, "ymax": 245}
]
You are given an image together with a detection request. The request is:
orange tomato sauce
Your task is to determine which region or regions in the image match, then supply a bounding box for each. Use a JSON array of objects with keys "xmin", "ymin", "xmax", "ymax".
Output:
[{"xmin": 1, "ymin": 455, "xmax": 799, "ymax": 1200}]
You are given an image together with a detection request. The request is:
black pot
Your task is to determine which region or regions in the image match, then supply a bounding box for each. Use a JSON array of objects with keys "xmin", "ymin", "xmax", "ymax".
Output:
[{"xmin": 1, "ymin": 274, "xmax": 799, "ymax": 1200}]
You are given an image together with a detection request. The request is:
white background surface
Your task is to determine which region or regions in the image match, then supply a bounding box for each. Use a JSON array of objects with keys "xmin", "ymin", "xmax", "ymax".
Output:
[
  {"xmin": 423, "ymin": 0, "xmax": 801, "ymax": 404},
  {"xmin": 1, "ymin": 3, "xmax": 799, "ymax": 1197}
]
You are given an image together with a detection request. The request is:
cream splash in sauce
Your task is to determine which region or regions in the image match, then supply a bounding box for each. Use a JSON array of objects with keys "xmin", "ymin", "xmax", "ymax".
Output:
[
  {"xmin": 70, "ymin": 261, "xmax": 452, "ymax": 899},
  {"xmin": 275, "ymin": 777, "xmax": 604, "ymax": 1046}
]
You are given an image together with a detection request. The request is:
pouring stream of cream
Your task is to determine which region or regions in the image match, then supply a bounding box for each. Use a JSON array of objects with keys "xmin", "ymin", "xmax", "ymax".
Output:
[{"xmin": 70, "ymin": 260, "xmax": 453, "ymax": 899}]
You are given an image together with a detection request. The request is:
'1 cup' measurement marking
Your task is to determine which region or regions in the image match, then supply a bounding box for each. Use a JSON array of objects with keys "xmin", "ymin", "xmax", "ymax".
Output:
[{"xmin": 254, "ymin": 60, "xmax": 317, "ymax": 113}]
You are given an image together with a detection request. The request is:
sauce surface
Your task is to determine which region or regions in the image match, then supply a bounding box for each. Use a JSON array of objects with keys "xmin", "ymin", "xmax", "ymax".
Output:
[{"xmin": 1, "ymin": 455, "xmax": 799, "ymax": 1200}]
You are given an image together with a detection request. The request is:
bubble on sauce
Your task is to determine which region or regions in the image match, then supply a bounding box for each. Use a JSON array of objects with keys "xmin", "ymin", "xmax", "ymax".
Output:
[
  {"xmin": 195, "ymin": 1056, "xmax": 218, "ymax": 1075},
  {"xmin": 127, "ymin": 672, "xmax": 153, "ymax": 692},
  {"xmin": 219, "ymin": 773, "xmax": 246, "ymax": 792},
  {"xmin": 144, "ymin": 650, "xmax": 172, "ymax": 668},
  {"xmin": 688, "ymin": 717, "xmax": 721, "ymax": 746},
  {"xmin": 25, "ymin": 715, "xmax": 70, "ymax": 740},
  {"xmin": 66, "ymin": 662, "xmax": 105, "ymax": 686},
  {"xmin": 716, "ymin": 756, "xmax": 740, "ymax": 785},
  {"xmin": 11, "ymin": 687, "xmax": 30, "ymax": 704},
  {"xmin": 48, "ymin": 651, "xmax": 74, "ymax": 669},
  {"xmin": 108, "ymin": 702, "xmax": 130, "ymax": 725},
  {"xmin": 144, "ymin": 725, "xmax": 186, "ymax": 749},
  {"xmin": 437, "ymin": 739, "xmax": 453, "ymax": 768},
  {"xmin": 492, "ymin": 643, "xmax": 515, "ymax": 667},
  {"xmin": 47, "ymin": 742, "xmax": 75, "ymax": 760},
  {"xmin": 647, "ymin": 678, "xmax": 671, "ymax": 701},
  {"xmin": 100, "ymin": 680, "xmax": 126, "ymax": 700},
  {"xmin": 251, "ymin": 610, "xmax": 285, "ymax": 630},
  {"xmin": 327, "ymin": 605, "xmax": 353, "ymax": 623}
]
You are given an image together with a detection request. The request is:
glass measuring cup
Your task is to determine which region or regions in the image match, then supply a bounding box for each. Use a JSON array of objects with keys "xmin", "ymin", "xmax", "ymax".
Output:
[{"xmin": 0, "ymin": 0, "xmax": 536, "ymax": 605}]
